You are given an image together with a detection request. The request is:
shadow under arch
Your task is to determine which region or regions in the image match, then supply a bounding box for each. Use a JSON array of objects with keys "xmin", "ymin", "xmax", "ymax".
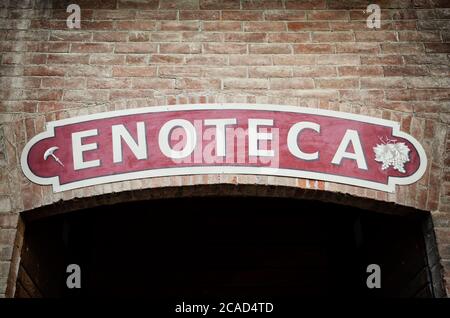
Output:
[{"xmin": 16, "ymin": 183, "xmax": 446, "ymax": 298}]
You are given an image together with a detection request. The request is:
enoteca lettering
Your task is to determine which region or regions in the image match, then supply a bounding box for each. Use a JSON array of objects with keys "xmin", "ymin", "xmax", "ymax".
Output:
[{"xmin": 21, "ymin": 104, "xmax": 427, "ymax": 193}]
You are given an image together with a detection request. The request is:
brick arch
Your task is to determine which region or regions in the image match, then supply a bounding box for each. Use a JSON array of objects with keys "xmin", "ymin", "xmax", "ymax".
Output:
[
  {"xmin": 21, "ymin": 182, "xmax": 426, "ymax": 222},
  {"xmin": 10, "ymin": 181, "xmax": 447, "ymax": 298}
]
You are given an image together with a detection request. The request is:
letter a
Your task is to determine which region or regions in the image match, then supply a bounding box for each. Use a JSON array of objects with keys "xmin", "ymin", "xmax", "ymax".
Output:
[
  {"xmin": 66, "ymin": 264, "xmax": 81, "ymax": 289},
  {"xmin": 66, "ymin": 4, "xmax": 81, "ymax": 29},
  {"xmin": 366, "ymin": 264, "xmax": 381, "ymax": 289}
]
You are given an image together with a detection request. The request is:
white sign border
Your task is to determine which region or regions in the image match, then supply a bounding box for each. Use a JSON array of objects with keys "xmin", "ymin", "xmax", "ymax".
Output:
[{"xmin": 20, "ymin": 103, "xmax": 428, "ymax": 193}]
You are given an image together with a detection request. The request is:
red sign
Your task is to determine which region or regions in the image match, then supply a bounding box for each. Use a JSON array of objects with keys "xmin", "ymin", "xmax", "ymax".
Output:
[{"xmin": 21, "ymin": 104, "xmax": 427, "ymax": 193}]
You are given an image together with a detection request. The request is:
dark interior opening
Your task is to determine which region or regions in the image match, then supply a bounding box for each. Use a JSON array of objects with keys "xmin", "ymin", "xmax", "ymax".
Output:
[{"xmin": 16, "ymin": 196, "xmax": 436, "ymax": 298}]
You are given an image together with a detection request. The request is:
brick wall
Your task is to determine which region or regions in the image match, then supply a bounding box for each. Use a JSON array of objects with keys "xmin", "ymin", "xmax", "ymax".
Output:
[{"xmin": 0, "ymin": 0, "xmax": 449, "ymax": 297}]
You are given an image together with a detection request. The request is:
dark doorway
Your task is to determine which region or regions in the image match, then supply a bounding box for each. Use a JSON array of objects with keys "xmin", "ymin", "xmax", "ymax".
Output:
[{"xmin": 16, "ymin": 196, "xmax": 437, "ymax": 298}]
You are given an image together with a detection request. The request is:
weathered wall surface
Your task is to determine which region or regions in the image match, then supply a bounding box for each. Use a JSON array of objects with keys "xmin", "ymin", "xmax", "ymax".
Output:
[{"xmin": 0, "ymin": 0, "xmax": 449, "ymax": 297}]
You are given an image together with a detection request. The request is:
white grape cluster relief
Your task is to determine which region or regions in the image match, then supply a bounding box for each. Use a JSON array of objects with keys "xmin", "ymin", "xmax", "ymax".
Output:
[{"xmin": 373, "ymin": 137, "xmax": 410, "ymax": 173}]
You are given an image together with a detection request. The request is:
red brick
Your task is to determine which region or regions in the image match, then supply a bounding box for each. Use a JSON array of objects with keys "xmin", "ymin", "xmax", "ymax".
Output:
[
  {"xmin": 392, "ymin": 21, "xmax": 417, "ymax": 30},
  {"xmin": 136, "ymin": 10, "xmax": 178, "ymax": 20},
  {"xmin": 129, "ymin": 32, "xmax": 150, "ymax": 42},
  {"xmin": 90, "ymin": 55, "xmax": 125, "ymax": 65},
  {"xmin": 312, "ymin": 32, "xmax": 354, "ymax": 42},
  {"xmin": 93, "ymin": 10, "xmax": 136, "ymax": 19},
  {"xmin": 249, "ymin": 66, "xmax": 292, "ymax": 78},
  {"xmin": 65, "ymin": 65, "xmax": 111, "ymax": 77},
  {"xmin": 336, "ymin": 43, "xmax": 380, "ymax": 54},
  {"xmin": 361, "ymin": 55, "xmax": 403, "ymax": 65},
  {"xmin": 49, "ymin": 31, "xmax": 92, "ymax": 42},
  {"xmin": 361, "ymin": 77, "xmax": 407, "ymax": 89},
  {"xmin": 398, "ymin": 31, "xmax": 441, "ymax": 42},
  {"xmin": 229, "ymin": 55, "xmax": 272, "ymax": 65},
  {"xmin": 381, "ymin": 43, "xmax": 425, "ymax": 54},
  {"xmin": 63, "ymin": 89, "xmax": 109, "ymax": 102},
  {"xmin": 160, "ymin": 43, "xmax": 202, "ymax": 54},
  {"xmin": 150, "ymin": 54, "xmax": 185, "ymax": 64},
  {"xmin": 126, "ymin": 55, "xmax": 148, "ymax": 65},
  {"xmin": 24, "ymin": 66, "xmax": 65, "ymax": 76},
  {"xmin": 406, "ymin": 77, "xmax": 450, "ymax": 88},
  {"xmin": 159, "ymin": 0, "xmax": 199, "ymax": 9},
  {"xmin": 83, "ymin": 21, "xmax": 114, "ymax": 30},
  {"xmin": 264, "ymin": 10, "xmax": 306, "ymax": 20},
  {"xmin": 355, "ymin": 31, "xmax": 397, "ymax": 42},
  {"xmin": 288, "ymin": 22, "xmax": 329, "ymax": 31},
  {"xmin": 151, "ymin": 32, "xmax": 182, "ymax": 42},
  {"xmin": 307, "ymin": 10, "xmax": 349, "ymax": 20},
  {"xmin": 159, "ymin": 21, "xmax": 200, "ymax": 31},
  {"xmin": 112, "ymin": 66, "xmax": 157, "ymax": 77},
  {"xmin": 223, "ymin": 79, "xmax": 268, "ymax": 89},
  {"xmin": 372, "ymin": 101, "xmax": 414, "ymax": 113},
  {"xmin": 270, "ymin": 78, "xmax": 314, "ymax": 89},
  {"xmin": 340, "ymin": 90, "xmax": 384, "ymax": 101},
  {"xmin": 273, "ymin": 55, "xmax": 316, "ymax": 65},
  {"xmin": 244, "ymin": 22, "xmax": 286, "ymax": 32},
  {"xmin": 185, "ymin": 55, "xmax": 227, "ymax": 65},
  {"xmin": 30, "ymin": 42, "xmax": 69, "ymax": 53},
  {"xmin": 25, "ymin": 89, "xmax": 64, "ymax": 101},
  {"xmin": 242, "ymin": 0, "xmax": 283, "ymax": 9},
  {"xmin": 285, "ymin": 0, "xmax": 326, "ymax": 9},
  {"xmin": 268, "ymin": 33, "xmax": 310, "ymax": 43},
  {"xmin": 176, "ymin": 78, "xmax": 221, "ymax": 89},
  {"xmin": 338, "ymin": 66, "xmax": 384, "ymax": 77},
  {"xmin": 47, "ymin": 54, "xmax": 90, "ymax": 64},
  {"xmin": 383, "ymin": 66, "xmax": 429, "ymax": 76},
  {"xmin": 93, "ymin": 32, "xmax": 128, "ymax": 42},
  {"xmin": 38, "ymin": 101, "xmax": 73, "ymax": 112},
  {"xmin": 87, "ymin": 78, "xmax": 132, "ymax": 89},
  {"xmin": 159, "ymin": 66, "xmax": 202, "ymax": 77},
  {"xmin": 224, "ymin": 32, "xmax": 267, "ymax": 42},
  {"xmin": 118, "ymin": 0, "xmax": 158, "ymax": 9},
  {"xmin": 403, "ymin": 55, "xmax": 448, "ymax": 65},
  {"xmin": 132, "ymin": 78, "xmax": 175, "ymax": 89},
  {"xmin": 221, "ymin": 11, "xmax": 264, "ymax": 21},
  {"xmin": 109, "ymin": 89, "xmax": 154, "ymax": 100},
  {"xmin": 6, "ymin": 30, "xmax": 49, "ymax": 41},
  {"xmin": 115, "ymin": 43, "xmax": 157, "ymax": 53},
  {"xmin": 203, "ymin": 21, "xmax": 241, "ymax": 31},
  {"xmin": 317, "ymin": 55, "xmax": 360, "ymax": 65},
  {"xmin": 2, "ymin": 53, "xmax": 46, "ymax": 65},
  {"xmin": 70, "ymin": 43, "xmax": 113, "ymax": 53},
  {"xmin": 293, "ymin": 44, "xmax": 334, "ymax": 54},
  {"xmin": 180, "ymin": 10, "xmax": 220, "ymax": 20},
  {"xmin": 425, "ymin": 43, "xmax": 450, "ymax": 53},
  {"xmin": 429, "ymin": 65, "xmax": 450, "ymax": 76},
  {"xmin": 329, "ymin": 21, "xmax": 367, "ymax": 31},
  {"xmin": 116, "ymin": 20, "xmax": 156, "ymax": 30},
  {"xmin": 1, "ymin": 77, "xmax": 40, "ymax": 89},
  {"xmin": 200, "ymin": 0, "xmax": 240, "ymax": 9},
  {"xmin": 0, "ymin": 229, "xmax": 16, "ymax": 245},
  {"xmin": 41, "ymin": 78, "xmax": 85, "ymax": 89},
  {"xmin": 203, "ymin": 43, "xmax": 247, "ymax": 54},
  {"xmin": 181, "ymin": 32, "xmax": 223, "ymax": 42},
  {"xmin": 249, "ymin": 44, "xmax": 291, "ymax": 54},
  {"xmin": 202, "ymin": 67, "xmax": 247, "ymax": 77},
  {"xmin": 293, "ymin": 66, "xmax": 336, "ymax": 77},
  {"xmin": 316, "ymin": 78, "xmax": 358, "ymax": 89}
]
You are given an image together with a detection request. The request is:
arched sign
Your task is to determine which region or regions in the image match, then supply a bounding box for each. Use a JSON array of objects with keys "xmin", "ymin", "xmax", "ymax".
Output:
[{"xmin": 21, "ymin": 104, "xmax": 427, "ymax": 193}]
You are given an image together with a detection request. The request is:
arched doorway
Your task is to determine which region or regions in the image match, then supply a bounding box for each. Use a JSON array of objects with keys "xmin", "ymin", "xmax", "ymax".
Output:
[{"xmin": 15, "ymin": 191, "xmax": 443, "ymax": 298}]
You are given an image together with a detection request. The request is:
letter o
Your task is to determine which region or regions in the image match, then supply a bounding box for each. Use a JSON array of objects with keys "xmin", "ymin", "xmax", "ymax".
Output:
[{"xmin": 159, "ymin": 119, "xmax": 197, "ymax": 159}]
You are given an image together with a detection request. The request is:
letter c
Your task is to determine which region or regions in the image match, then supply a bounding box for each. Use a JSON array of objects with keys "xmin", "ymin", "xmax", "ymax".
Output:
[{"xmin": 287, "ymin": 122, "xmax": 320, "ymax": 161}]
